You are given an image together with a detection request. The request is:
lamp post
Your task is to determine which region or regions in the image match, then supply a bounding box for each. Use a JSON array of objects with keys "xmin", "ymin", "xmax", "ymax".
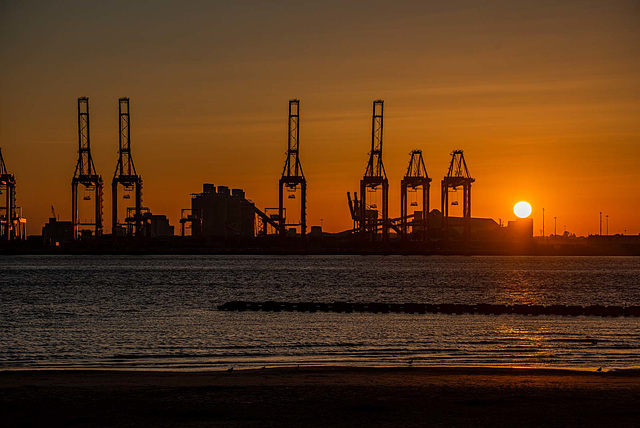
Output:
[{"xmin": 599, "ymin": 212, "xmax": 602, "ymax": 235}]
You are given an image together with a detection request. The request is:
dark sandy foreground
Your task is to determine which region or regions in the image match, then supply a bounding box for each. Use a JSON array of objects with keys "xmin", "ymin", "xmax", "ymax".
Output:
[{"xmin": 1, "ymin": 367, "xmax": 639, "ymax": 427}]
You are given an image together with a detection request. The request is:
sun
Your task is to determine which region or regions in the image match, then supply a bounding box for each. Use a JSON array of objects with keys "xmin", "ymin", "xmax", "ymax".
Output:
[{"xmin": 514, "ymin": 201, "xmax": 532, "ymax": 218}]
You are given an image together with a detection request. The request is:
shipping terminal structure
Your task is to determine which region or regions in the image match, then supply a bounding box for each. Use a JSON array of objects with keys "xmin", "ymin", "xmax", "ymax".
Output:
[
  {"xmin": 0, "ymin": 148, "xmax": 27, "ymax": 241},
  {"xmin": 9, "ymin": 95, "xmax": 637, "ymax": 255}
]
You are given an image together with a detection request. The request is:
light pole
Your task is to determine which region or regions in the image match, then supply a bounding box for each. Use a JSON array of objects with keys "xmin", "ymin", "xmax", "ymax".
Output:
[
  {"xmin": 599, "ymin": 212, "xmax": 602, "ymax": 235},
  {"xmin": 554, "ymin": 216, "xmax": 557, "ymax": 237}
]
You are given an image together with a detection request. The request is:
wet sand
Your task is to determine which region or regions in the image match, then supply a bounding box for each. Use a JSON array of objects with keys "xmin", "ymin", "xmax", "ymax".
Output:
[{"xmin": 1, "ymin": 367, "xmax": 639, "ymax": 427}]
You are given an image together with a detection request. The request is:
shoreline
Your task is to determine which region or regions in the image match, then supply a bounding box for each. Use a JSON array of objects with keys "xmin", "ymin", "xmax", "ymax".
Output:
[
  {"xmin": 2, "ymin": 365, "xmax": 640, "ymax": 374},
  {"xmin": 2, "ymin": 247, "xmax": 639, "ymax": 256},
  {"xmin": 2, "ymin": 366, "xmax": 639, "ymax": 426}
]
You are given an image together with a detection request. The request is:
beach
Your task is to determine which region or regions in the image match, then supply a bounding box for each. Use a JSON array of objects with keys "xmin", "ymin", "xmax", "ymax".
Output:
[
  {"xmin": 2, "ymin": 367, "xmax": 639, "ymax": 427},
  {"xmin": 2, "ymin": 256, "xmax": 639, "ymax": 426}
]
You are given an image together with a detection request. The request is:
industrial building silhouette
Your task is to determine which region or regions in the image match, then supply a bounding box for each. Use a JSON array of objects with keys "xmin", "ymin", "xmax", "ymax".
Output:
[{"xmin": 182, "ymin": 184, "xmax": 255, "ymax": 239}]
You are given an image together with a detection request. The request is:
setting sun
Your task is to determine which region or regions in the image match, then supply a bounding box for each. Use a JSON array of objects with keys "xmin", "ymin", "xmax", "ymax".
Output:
[{"xmin": 514, "ymin": 201, "xmax": 532, "ymax": 218}]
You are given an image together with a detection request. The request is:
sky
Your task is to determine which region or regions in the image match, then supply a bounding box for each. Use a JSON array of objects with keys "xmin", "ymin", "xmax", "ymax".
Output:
[{"xmin": 1, "ymin": 0, "xmax": 639, "ymax": 235}]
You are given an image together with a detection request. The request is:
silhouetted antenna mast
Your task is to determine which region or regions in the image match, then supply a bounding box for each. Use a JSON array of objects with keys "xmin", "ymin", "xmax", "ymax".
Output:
[
  {"xmin": 441, "ymin": 150, "xmax": 474, "ymax": 241},
  {"xmin": 72, "ymin": 97, "xmax": 103, "ymax": 240},
  {"xmin": 112, "ymin": 97, "xmax": 143, "ymax": 237},
  {"xmin": 360, "ymin": 100, "xmax": 389, "ymax": 241},
  {"xmin": 278, "ymin": 99, "xmax": 307, "ymax": 236}
]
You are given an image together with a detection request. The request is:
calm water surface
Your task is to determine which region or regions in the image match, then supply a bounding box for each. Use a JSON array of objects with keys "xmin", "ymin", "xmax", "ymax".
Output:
[{"xmin": 1, "ymin": 255, "xmax": 638, "ymax": 370}]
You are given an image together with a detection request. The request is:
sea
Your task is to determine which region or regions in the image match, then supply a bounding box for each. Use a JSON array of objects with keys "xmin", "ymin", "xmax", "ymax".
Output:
[{"xmin": 1, "ymin": 255, "xmax": 639, "ymax": 371}]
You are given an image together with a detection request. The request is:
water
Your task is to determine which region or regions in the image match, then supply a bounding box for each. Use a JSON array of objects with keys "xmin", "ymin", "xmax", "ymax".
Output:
[{"xmin": 1, "ymin": 255, "xmax": 639, "ymax": 370}]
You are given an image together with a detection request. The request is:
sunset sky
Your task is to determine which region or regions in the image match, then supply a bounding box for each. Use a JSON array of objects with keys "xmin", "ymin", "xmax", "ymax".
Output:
[{"xmin": 1, "ymin": 0, "xmax": 638, "ymax": 235}]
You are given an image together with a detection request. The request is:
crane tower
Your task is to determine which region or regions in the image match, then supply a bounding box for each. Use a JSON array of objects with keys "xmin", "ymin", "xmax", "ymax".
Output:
[
  {"xmin": 72, "ymin": 97, "xmax": 103, "ymax": 240},
  {"xmin": 0, "ymin": 148, "xmax": 26, "ymax": 240},
  {"xmin": 441, "ymin": 150, "xmax": 474, "ymax": 241},
  {"xmin": 401, "ymin": 150, "xmax": 431, "ymax": 241},
  {"xmin": 112, "ymin": 97, "xmax": 143, "ymax": 237},
  {"xmin": 278, "ymin": 99, "xmax": 307, "ymax": 237},
  {"xmin": 360, "ymin": 100, "xmax": 389, "ymax": 241}
]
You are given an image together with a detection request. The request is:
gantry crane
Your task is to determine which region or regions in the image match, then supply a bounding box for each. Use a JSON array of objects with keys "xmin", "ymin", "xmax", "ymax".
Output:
[
  {"xmin": 72, "ymin": 97, "xmax": 103, "ymax": 240},
  {"xmin": 278, "ymin": 99, "xmax": 307, "ymax": 237},
  {"xmin": 112, "ymin": 97, "xmax": 143, "ymax": 237},
  {"xmin": 441, "ymin": 150, "xmax": 474, "ymax": 241},
  {"xmin": 401, "ymin": 150, "xmax": 431, "ymax": 241},
  {"xmin": 360, "ymin": 100, "xmax": 389, "ymax": 241},
  {"xmin": 0, "ymin": 148, "xmax": 22, "ymax": 240}
]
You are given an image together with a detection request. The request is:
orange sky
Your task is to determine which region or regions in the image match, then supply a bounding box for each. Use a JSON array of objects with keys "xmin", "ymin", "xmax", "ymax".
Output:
[{"xmin": 1, "ymin": 0, "xmax": 639, "ymax": 236}]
